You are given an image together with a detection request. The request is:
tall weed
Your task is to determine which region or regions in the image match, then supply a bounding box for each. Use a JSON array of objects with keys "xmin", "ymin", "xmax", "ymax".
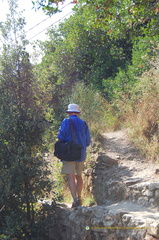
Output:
[
  {"xmin": 118, "ymin": 66, "xmax": 159, "ymax": 161},
  {"xmin": 68, "ymin": 82, "xmax": 117, "ymax": 140}
]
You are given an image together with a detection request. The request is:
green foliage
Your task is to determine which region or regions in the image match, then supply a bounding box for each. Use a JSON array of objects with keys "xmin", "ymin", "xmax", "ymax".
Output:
[
  {"xmin": 39, "ymin": 11, "xmax": 133, "ymax": 99},
  {"xmin": 49, "ymin": 158, "xmax": 63, "ymax": 201},
  {"xmin": 0, "ymin": 3, "xmax": 159, "ymax": 239},
  {"xmin": 68, "ymin": 82, "xmax": 117, "ymax": 138},
  {"xmin": 79, "ymin": 0, "xmax": 159, "ymax": 39},
  {"xmin": 34, "ymin": 0, "xmax": 159, "ymax": 163},
  {"xmin": 0, "ymin": 1, "xmax": 55, "ymax": 238},
  {"xmin": 36, "ymin": 0, "xmax": 159, "ymax": 107},
  {"xmin": 0, "ymin": 53, "xmax": 52, "ymax": 238},
  {"xmin": 102, "ymin": 35, "xmax": 158, "ymax": 100},
  {"xmin": 83, "ymin": 195, "xmax": 96, "ymax": 206},
  {"xmin": 132, "ymin": 36, "xmax": 158, "ymax": 71}
]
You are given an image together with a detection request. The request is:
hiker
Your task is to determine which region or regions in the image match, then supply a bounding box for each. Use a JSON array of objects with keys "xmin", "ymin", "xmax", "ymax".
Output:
[{"xmin": 57, "ymin": 103, "xmax": 91, "ymax": 208}]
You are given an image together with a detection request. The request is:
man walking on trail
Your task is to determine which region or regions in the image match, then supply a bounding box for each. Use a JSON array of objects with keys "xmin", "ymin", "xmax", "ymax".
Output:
[{"xmin": 58, "ymin": 103, "xmax": 91, "ymax": 208}]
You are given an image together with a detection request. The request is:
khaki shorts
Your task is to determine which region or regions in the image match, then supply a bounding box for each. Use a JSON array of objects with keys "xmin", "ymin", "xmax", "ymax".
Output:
[{"xmin": 61, "ymin": 161, "xmax": 84, "ymax": 175}]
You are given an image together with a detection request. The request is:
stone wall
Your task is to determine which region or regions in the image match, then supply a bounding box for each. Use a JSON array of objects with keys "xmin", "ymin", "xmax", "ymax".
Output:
[
  {"xmin": 49, "ymin": 204, "xmax": 159, "ymax": 240},
  {"xmin": 126, "ymin": 182, "xmax": 159, "ymax": 208},
  {"xmin": 49, "ymin": 153, "xmax": 159, "ymax": 240},
  {"xmin": 88, "ymin": 155, "xmax": 159, "ymax": 209}
]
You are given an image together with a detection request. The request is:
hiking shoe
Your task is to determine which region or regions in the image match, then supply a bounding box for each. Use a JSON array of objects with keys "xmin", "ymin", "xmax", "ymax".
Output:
[
  {"xmin": 77, "ymin": 199, "xmax": 82, "ymax": 206},
  {"xmin": 71, "ymin": 200, "xmax": 80, "ymax": 209}
]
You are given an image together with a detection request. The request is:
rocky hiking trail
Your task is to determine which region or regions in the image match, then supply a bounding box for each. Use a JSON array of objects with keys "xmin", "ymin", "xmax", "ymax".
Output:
[
  {"xmin": 101, "ymin": 129, "xmax": 159, "ymax": 184},
  {"xmin": 50, "ymin": 129, "xmax": 159, "ymax": 240}
]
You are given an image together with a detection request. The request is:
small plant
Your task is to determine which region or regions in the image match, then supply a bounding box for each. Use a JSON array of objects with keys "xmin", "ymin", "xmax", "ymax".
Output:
[
  {"xmin": 83, "ymin": 196, "xmax": 96, "ymax": 207},
  {"xmin": 48, "ymin": 156, "xmax": 64, "ymax": 201}
]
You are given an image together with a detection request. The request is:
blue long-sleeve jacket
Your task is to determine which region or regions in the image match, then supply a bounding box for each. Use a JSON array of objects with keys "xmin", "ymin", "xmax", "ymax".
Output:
[{"xmin": 58, "ymin": 115, "xmax": 91, "ymax": 162}]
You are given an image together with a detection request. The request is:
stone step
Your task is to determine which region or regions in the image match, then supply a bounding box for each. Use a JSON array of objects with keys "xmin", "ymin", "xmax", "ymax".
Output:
[
  {"xmin": 92, "ymin": 178, "xmax": 159, "ymax": 209},
  {"xmin": 49, "ymin": 201, "xmax": 159, "ymax": 240},
  {"xmin": 90, "ymin": 154, "xmax": 159, "ymax": 209},
  {"xmin": 126, "ymin": 181, "xmax": 159, "ymax": 208}
]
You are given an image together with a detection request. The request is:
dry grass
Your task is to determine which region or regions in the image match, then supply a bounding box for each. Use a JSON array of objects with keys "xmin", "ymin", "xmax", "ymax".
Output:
[{"xmin": 122, "ymin": 66, "xmax": 159, "ymax": 162}]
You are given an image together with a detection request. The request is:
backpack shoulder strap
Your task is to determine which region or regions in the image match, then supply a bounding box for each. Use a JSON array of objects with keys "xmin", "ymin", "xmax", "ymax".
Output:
[{"xmin": 69, "ymin": 118, "xmax": 75, "ymax": 142}]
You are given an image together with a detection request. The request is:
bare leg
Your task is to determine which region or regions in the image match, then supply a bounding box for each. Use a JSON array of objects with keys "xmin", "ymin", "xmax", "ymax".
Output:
[
  {"xmin": 75, "ymin": 175, "xmax": 83, "ymax": 199},
  {"xmin": 67, "ymin": 174, "xmax": 77, "ymax": 202}
]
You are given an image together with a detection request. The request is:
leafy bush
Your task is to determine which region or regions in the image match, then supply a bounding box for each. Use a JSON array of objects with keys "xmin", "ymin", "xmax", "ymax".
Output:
[{"xmin": 103, "ymin": 36, "xmax": 158, "ymax": 101}]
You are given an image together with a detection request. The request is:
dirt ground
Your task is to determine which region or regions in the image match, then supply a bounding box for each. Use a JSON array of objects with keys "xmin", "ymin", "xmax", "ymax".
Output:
[{"xmin": 102, "ymin": 129, "xmax": 159, "ymax": 183}]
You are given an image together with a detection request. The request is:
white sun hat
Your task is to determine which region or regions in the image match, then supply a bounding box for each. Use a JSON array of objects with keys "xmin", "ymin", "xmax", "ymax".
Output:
[{"xmin": 66, "ymin": 104, "xmax": 80, "ymax": 113}]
